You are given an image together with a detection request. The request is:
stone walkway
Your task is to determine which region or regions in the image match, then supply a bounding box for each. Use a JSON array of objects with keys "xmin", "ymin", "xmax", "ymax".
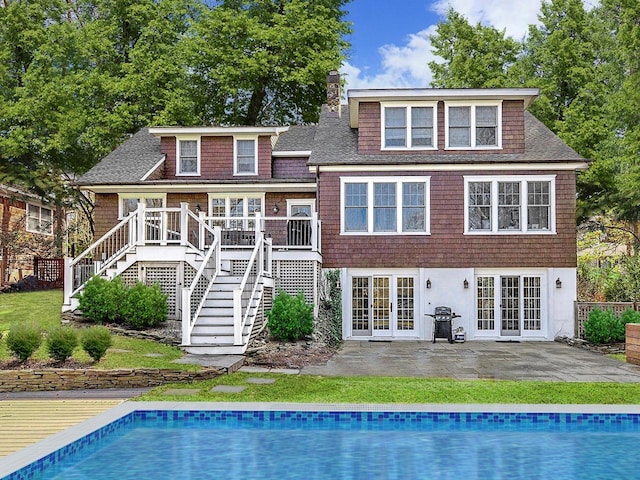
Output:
[{"xmin": 301, "ymin": 340, "xmax": 640, "ymax": 382}]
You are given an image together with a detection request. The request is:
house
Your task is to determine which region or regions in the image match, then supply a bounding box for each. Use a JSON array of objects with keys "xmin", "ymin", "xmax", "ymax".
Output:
[
  {"xmin": 1, "ymin": 184, "xmax": 65, "ymax": 286},
  {"xmin": 64, "ymin": 74, "xmax": 588, "ymax": 353}
]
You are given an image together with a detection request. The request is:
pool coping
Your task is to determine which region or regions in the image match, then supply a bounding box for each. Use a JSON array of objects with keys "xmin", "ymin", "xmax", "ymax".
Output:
[{"xmin": 3, "ymin": 402, "xmax": 640, "ymax": 478}]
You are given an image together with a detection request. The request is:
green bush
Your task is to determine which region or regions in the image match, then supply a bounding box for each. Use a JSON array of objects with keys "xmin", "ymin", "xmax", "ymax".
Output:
[
  {"xmin": 6, "ymin": 323, "xmax": 42, "ymax": 362},
  {"xmin": 46, "ymin": 327, "xmax": 78, "ymax": 362},
  {"xmin": 78, "ymin": 276, "xmax": 126, "ymax": 324},
  {"xmin": 584, "ymin": 308, "xmax": 628, "ymax": 344},
  {"xmin": 81, "ymin": 326, "xmax": 113, "ymax": 362},
  {"xmin": 121, "ymin": 282, "xmax": 168, "ymax": 330},
  {"xmin": 266, "ymin": 290, "xmax": 314, "ymax": 341}
]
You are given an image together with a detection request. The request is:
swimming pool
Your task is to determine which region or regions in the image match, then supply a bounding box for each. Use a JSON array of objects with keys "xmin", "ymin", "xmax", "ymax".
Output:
[{"xmin": 2, "ymin": 403, "xmax": 640, "ymax": 480}]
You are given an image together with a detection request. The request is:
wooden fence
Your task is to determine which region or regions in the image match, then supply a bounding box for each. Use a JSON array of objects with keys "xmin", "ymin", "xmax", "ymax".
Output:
[
  {"xmin": 575, "ymin": 301, "xmax": 640, "ymax": 339},
  {"xmin": 33, "ymin": 257, "xmax": 64, "ymax": 289}
]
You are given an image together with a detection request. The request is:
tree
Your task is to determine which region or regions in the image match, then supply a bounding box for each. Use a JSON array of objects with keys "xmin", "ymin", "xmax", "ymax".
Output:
[
  {"xmin": 186, "ymin": 0, "xmax": 351, "ymax": 125},
  {"xmin": 428, "ymin": 9, "xmax": 521, "ymax": 88}
]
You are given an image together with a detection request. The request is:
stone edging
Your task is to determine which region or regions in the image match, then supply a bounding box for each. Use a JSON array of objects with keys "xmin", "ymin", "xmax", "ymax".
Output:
[{"xmin": 0, "ymin": 368, "xmax": 224, "ymax": 393}]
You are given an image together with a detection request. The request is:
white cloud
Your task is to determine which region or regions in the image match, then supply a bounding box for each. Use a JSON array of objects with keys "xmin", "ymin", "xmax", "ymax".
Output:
[{"xmin": 344, "ymin": 0, "xmax": 542, "ymax": 90}]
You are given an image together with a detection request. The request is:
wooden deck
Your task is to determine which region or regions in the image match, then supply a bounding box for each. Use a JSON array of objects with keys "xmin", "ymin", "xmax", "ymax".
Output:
[{"xmin": 0, "ymin": 400, "xmax": 122, "ymax": 457}]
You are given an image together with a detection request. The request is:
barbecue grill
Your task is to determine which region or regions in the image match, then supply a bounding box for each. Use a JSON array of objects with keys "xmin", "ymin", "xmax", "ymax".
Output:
[{"xmin": 426, "ymin": 306, "xmax": 461, "ymax": 343}]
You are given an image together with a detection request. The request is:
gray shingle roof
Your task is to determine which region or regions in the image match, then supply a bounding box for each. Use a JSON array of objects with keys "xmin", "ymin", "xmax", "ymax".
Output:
[
  {"xmin": 273, "ymin": 125, "xmax": 316, "ymax": 151},
  {"xmin": 308, "ymin": 106, "xmax": 586, "ymax": 165},
  {"xmin": 76, "ymin": 128, "xmax": 163, "ymax": 185}
]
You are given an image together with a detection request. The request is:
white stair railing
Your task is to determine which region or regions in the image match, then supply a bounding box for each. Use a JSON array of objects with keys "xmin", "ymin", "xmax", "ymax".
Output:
[
  {"xmin": 181, "ymin": 226, "xmax": 221, "ymax": 346},
  {"xmin": 233, "ymin": 216, "xmax": 272, "ymax": 345}
]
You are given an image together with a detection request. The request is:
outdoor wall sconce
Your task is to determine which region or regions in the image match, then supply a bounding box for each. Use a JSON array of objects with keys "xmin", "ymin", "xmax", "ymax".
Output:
[
  {"xmin": 463, "ymin": 278, "xmax": 469, "ymax": 289},
  {"xmin": 195, "ymin": 204, "xmax": 202, "ymax": 213},
  {"xmin": 426, "ymin": 279, "xmax": 432, "ymax": 289},
  {"xmin": 272, "ymin": 203, "xmax": 279, "ymax": 214},
  {"xmin": 556, "ymin": 277, "xmax": 562, "ymax": 288}
]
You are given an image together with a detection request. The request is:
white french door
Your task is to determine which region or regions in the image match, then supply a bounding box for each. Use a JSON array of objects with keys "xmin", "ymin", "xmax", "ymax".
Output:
[
  {"xmin": 351, "ymin": 274, "xmax": 417, "ymax": 337},
  {"xmin": 475, "ymin": 274, "xmax": 544, "ymax": 338}
]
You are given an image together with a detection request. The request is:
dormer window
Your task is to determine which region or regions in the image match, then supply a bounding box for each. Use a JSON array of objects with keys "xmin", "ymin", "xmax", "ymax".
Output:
[
  {"xmin": 445, "ymin": 101, "xmax": 501, "ymax": 149},
  {"xmin": 381, "ymin": 103, "xmax": 437, "ymax": 150},
  {"xmin": 177, "ymin": 139, "xmax": 200, "ymax": 176},
  {"xmin": 234, "ymin": 138, "xmax": 257, "ymax": 175}
]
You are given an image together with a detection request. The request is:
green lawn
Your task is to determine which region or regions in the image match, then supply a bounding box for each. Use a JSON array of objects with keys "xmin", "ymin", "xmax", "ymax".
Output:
[
  {"xmin": 139, "ymin": 371, "xmax": 640, "ymax": 404},
  {"xmin": 0, "ymin": 290, "xmax": 197, "ymax": 370}
]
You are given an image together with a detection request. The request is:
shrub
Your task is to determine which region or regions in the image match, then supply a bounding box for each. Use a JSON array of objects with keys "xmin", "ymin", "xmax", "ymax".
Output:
[
  {"xmin": 584, "ymin": 308, "xmax": 625, "ymax": 344},
  {"xmin": 81, "ymin": 326, "xmax": 113, "ymax": 362},
  {"xmin": 46, "ymin": 327, "xmax": 79, "ymax": 362},
  {"xmin": 78, "ymin": 276, "xmax": 126, "ymax": 324},
  {"xmin": 6, "ymin": 323, "xmax": 42, "ymax": 362},
  {"xmin": 266, "ymin": 290, "xmax": 314, "ymax": 341},
  {"xmin": 121, "ymin": 282, "xmax": 167, "ymax": 330}
]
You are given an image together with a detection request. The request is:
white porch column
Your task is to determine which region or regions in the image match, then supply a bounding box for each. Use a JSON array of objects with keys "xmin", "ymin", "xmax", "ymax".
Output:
[
  {"xmin": 136, "ymin": 202, "xmax": 145, "ymax": 246},
  {"xmin": 180, "ymin": 202, "xmax": 189, "ymax": 246}
]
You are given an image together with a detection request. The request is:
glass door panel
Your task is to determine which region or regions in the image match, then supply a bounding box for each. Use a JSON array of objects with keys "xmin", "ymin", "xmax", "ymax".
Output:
[
  {"xmin": 523, "ymin": 276, "xmax": 542, "ymax": 332},
  {"xmin": 372, "ymin": 277, "xmax": 390, "ymax": 332},
  {"xmin": 501, "ymin": 276, "xmax": 520, "ymax": 336},
  {"xmin": 396, "ymin": 276, "xmax": 415, "ymax": 333},
  {"xmin": 351, "ymin": 277, "xmax": 371, "ymax": 336}
]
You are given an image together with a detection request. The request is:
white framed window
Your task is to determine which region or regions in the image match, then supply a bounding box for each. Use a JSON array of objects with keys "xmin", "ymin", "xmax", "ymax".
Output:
[
  {"xmin": 176, "ymin": 138, "xmax": 200, "ymax": 176},
  {"xmin": 286, "ymin": 199, "xmax": 315, "ymax": 217},
  {"xmin": 381, "ymin": 102, "xmax": 437, "ymax": 150},
  {"xmin": 118, "ymin": 193, "xmax": 166, "ymax": 219},
  {"xmin": 234, "ymin": 137, "xmax": 258, "ymax": 175},
  {"xmin": 445, "ymin": 101, "xmax": 502, "ymax": 149},
  {"xmin": 26, "ymin": 204, "xmax": 53, "ymax": 235},
  {"xmin": 341, "ymin": 177, "xmax": 430, "ymax": 235},
  {"xmin": 208, "ymin": 194, "xmax": 264, "ymax": 229},
  {"xmin": 464, "ymin": 176, "xmax": 555, "ymax": 234}
]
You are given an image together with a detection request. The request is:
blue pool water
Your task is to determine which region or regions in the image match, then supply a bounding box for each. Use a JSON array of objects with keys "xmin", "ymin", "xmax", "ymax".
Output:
[{"xmin": 5, "ymin": 409, "xmax": 640, "ymax": 480}]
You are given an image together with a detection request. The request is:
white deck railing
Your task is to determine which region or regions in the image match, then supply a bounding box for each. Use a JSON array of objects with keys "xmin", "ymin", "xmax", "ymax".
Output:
[
  {"xmin": 233, "ymin": 230, "xmax": 273, "ymax": 345},
  {"xmin": 181, "ymin": 226, "xmax": 221, "ymax": 346}
]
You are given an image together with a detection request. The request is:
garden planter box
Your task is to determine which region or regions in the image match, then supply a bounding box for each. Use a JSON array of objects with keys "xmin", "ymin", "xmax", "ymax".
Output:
[{"xmin": 626, "ymin": 323, "xmax": 640, "ymax": 365}]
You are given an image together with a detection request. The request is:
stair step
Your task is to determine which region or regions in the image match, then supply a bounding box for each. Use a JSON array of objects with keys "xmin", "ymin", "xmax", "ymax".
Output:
[
  {"xmin": 192, "ymin": 326, "xmax": 235, "ymax": 335},
  {"xmin": 183, "ymin": 344, "xmax": 248, "ymax": 355},
  {"xmin": 194, "ymin": 316, "xmax": 234, "ymax": 326},
  {"xmin": 199, "ymin": 306, "xmax": 234, "ymax": 316}
]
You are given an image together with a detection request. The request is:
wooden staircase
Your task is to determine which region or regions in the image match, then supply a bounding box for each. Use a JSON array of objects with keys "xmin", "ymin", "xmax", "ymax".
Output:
[{"xmin": 185, "ymin": 274, "xmax": 263, "ymax": 355}]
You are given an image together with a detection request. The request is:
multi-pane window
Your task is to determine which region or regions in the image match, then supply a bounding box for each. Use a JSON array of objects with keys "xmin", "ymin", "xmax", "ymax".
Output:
[
  {"xmin": 447, "ymin": 103, "xmax": 500, "ymax": 148},
  {"xmin": 177, "ymin": 139, "xmax": 199, "ymax": 175},
  {"xmin": 465, "ymin": 177, "xmax": 554, "ymax": 234},
  {"xmin": 476, "ymin": 276, "xmax": 495, "ymax": 331},
  {"xmin": 235, "ymin": 139, "xmax": 257, "ymax": 175},
  {"xmin": 119, "ymin": 195, "xmax": 164, "ymax": 218},
  {"xmin": 523, "ymin": 276, "xmax": 542, "ymax": 331},
  {"xmin": 26, "ymin": 204, "xmax": 53, "ymax": 235},
  {"xmin": 342, "ymin": 177, "xmax": 429, "ymax": 234},
  {"xmin": 527, "ymin": 182, "xmax": 550, "ymax": 230},
  {"xmin": 210, "ymin": 196, "xmax": 263, "ymax": 230},
  {"xmin": 382, "ymin": 104, "xmax": 436, "ymax": 149},
  {"xmin": 498, "ymin": 182, "xmax": 520, "ymax": 230},
  {"xmin": 373, "ymin": 183, "xmax": 396, "ymax": 232}
]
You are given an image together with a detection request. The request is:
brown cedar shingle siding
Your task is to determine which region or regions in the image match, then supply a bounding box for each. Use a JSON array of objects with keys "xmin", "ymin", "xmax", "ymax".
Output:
[
  {"xmin": 357, "ymin": 100, "xmax": 525, "ymax": 155},
  {"xmin": 272, "ymin": 157, "xmax": 315, "ymax": 179},
  {"xmin": 161, "ymin": 136, "xmax": 272, "ymax": 180},
  {"xmin": 94, "ymin": 193, "xmax": 119, "ymax": 239},
  {"xmin": 319, "ymin": 170, "xmax": 577, "ymax": 269}
]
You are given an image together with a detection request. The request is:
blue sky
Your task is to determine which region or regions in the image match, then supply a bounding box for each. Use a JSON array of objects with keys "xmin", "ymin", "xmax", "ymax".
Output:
[{"xmin": 342, "ymin": 0, "xmax": 545, "ymax": 90}]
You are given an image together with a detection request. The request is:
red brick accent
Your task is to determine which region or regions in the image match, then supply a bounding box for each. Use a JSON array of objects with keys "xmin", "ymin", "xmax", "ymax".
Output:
[{"xmin": 319, "ymin": 170, "xmax": 578, "ymax": 269}]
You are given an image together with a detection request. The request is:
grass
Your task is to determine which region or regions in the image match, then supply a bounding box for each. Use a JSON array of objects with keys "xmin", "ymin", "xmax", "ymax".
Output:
[
  {"xmin": 139, "ymin": 371, "xmax": 640, "ymax": 404},
  {"xmin": 0, "ymin": 290, "xmax": 197, "ymax": 371}
]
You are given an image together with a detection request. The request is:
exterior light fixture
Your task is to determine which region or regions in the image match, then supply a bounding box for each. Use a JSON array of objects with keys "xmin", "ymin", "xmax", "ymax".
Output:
[
  {"xmin": 463, "ymin": 278, "xmax": 469, "ymax": 289},
  {"xmin": 556, "ymin": 278, "xmax": 562, "ymax": 288},
  {"xmin": 426, "ymin": 279, "xmax": 432, "ymax": 289},
  {"xmin": 272, "ymin": 203, "xmax": 279, "ymax": 214}
]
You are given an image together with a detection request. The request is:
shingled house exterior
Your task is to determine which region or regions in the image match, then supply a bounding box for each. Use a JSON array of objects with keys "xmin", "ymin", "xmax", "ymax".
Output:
[{"xmin": 64, "ymin": 78, "xmax": 588, "ymax": 353}]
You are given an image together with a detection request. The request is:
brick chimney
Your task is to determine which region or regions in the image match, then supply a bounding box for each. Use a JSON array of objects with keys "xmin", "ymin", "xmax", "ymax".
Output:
[{"xmin": 326, "ymin": 71, "xmax": 341, "ymax": 118}]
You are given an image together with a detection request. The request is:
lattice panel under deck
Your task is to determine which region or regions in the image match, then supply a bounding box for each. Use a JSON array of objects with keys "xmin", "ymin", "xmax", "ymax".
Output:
[
  {"xmin": 119, "ymin": 265, "xmax": 139, "ymax": 287},
  {"xmin": 142, "ymin": 266, "xmax": 178, "ymax": 319},
  {"xmin": 275, "ymin": 260, "xmax": 316, "ymax": 304}
]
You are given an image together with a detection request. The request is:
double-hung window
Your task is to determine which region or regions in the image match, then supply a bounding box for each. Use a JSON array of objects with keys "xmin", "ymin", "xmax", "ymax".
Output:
[
  {"xmin": 177, "ymin": 139, "xmax": 199, "ymax": 176},
  {"xmin": 381, "ymin": 103, "xmax": 437, "ymax": 149},
  {"xmin": 446, "ymin": 102, "xmax": 501, "ymax": 149},
  {"xmin": 342, "ymin": 177, "xmax": 430, "ymax": 234},
  {"xmin": 26, "ymin": 204, "xmax": 53, "ymax": 235},
  {"xmin": 209, "ymin": 194, "xmax": 263, "ymax": 230},
  {"xmin": 465, "ymin": 176, "xmax": 554, "ymax": 234},
  {"xmin": 234, "ymin": 138, "xmax": 257, "ymax": 175},
  {"xmin": 119, "ymin": 194, "xmax": 166, "ymax": 218}
]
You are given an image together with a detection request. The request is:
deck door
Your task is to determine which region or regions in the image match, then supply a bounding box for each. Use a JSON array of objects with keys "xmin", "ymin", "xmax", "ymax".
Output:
[{"xmin": 351, "ymin": 275, "xmax": 416, "ymax": 337}]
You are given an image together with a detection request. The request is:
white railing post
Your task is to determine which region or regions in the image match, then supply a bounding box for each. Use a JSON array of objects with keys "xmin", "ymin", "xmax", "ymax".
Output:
[
  {"xmin": 198, "ymin": 211, "xmax": 206, "ymax": 249},
  {"xmin": 136, "ymin": 202, "xmax": 145, "ymax": 246},
  {"xmin": 181, "ymin": 287, "xmax": 191, "ymax": 346},
  {"xmin": 180, "ymin": 203, "xmax": 189, "ymax": 246},
  {"xmin": 213, "ymin": 226, "xmax": 222, "ymax": 269},
  {"xmin": 63, "ymin": 257, "xmax": 73, "ymax": 307},
  {"xmin": 258, "ymin": 231, "xmax": 264, "ymax": 276},
  {"xmin": 265, "ymin": 236, "xmax": 272, "ymax": 276},
  {"xmin": 233, "ymin": 288, "xmax": 242, "ymax": 345},
  {"xmin": 311, "ymin": 213, "xmax": 319, "ymax": 252}
]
